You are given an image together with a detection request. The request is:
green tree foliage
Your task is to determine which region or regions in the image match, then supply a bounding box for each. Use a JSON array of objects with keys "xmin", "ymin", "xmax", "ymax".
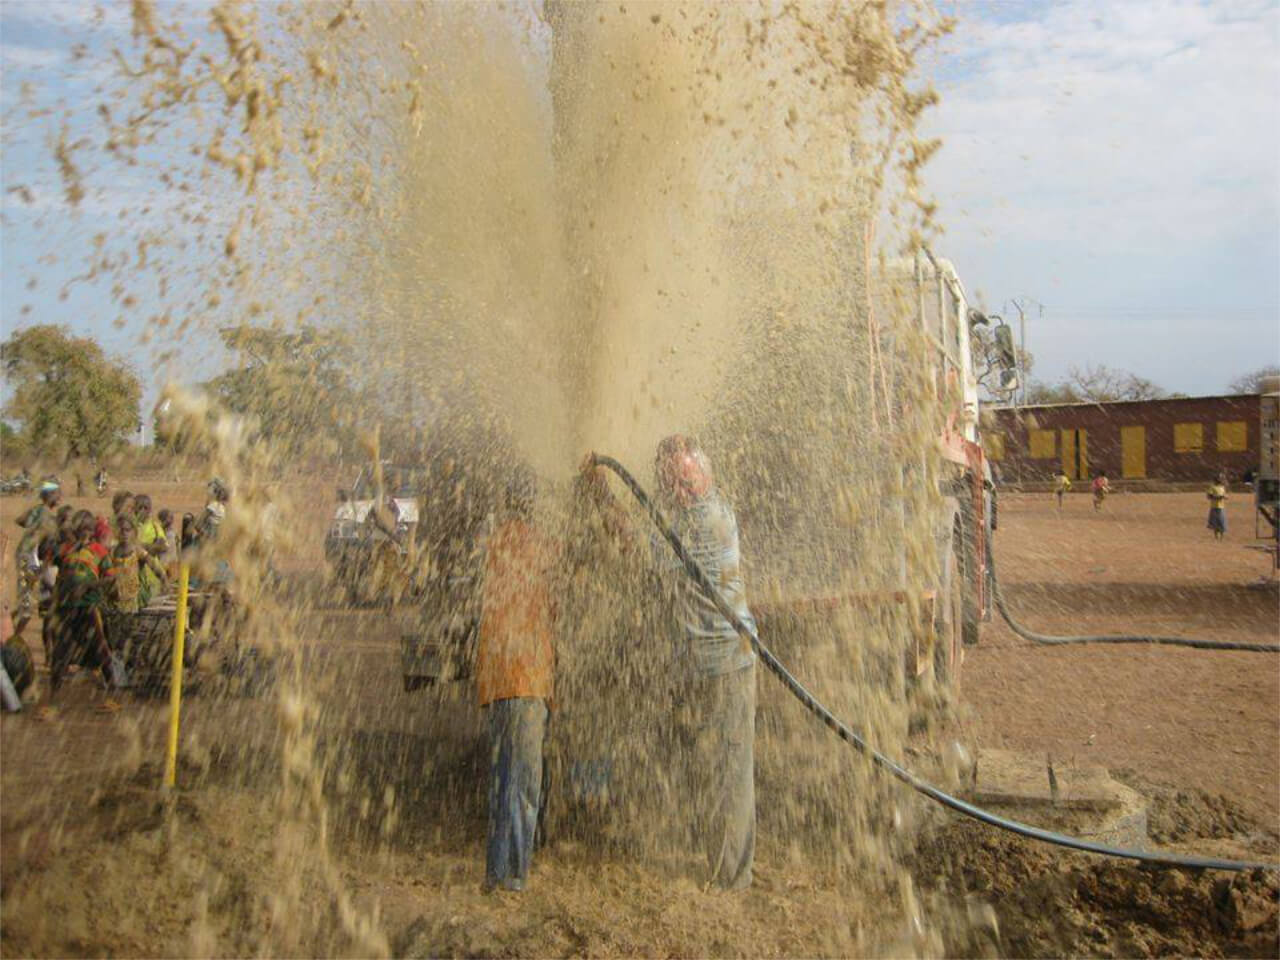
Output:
[
  {"xmin": 0, "ymin": 421, "xmax": 30, "ymax": 463},
  {"xmin": 1, "ymin": 325, "xmax": 141, "ymax": 463},
  {"xmin": 204, "ymin": 324, "xmax": 356, "ymax": 458}
]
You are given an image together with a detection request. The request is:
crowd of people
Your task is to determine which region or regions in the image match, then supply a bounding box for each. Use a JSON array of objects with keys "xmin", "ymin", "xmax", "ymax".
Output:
[{"xmin": 5, "ymin": 477, "xmax": 231, "ymax": 712}]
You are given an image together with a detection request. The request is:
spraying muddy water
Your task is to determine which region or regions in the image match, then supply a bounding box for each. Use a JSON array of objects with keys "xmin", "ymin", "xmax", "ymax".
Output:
[{"xmin": 0, "ymin": 2, "xmax": 1038, "ymax": 956}]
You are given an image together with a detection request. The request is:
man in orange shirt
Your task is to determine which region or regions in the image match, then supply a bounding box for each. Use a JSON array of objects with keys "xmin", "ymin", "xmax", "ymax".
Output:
[{"xmin": 476, "ymin": 467, "xmax": 558, "ymax": 892}]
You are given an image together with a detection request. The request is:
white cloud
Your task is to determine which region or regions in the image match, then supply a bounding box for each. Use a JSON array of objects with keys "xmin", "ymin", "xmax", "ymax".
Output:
[
  {"xmin": 923, "ymin": 0, "xmax": 1280, "ymax": 391},
  {"xmin": 0, "ymin": 42, "xmax": 65, "ymax": 71},
  {"xmin": 1, "ymin": 1, "xmax": 131, "ymax": 34}
]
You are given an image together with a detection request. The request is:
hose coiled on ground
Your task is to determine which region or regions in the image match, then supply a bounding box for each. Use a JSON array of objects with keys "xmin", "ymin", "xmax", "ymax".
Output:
[
  {"xmin": 987, "ymin": 543, "xmax": 1280, "ymax": 653},
  {"xmin": 589, "ymin": 454, "xmax": 1278, "ymax": 873}
]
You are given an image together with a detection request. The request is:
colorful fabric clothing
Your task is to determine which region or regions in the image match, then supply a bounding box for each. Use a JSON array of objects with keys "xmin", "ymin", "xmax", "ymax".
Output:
[
  {"xmin": 50, "ymin": 605, "xmax": 110, "ymax": 689},
  {"xmin": 1207, "ymin": 483, "xmax": 1228, "ymax": 509},
  {"xmin": 1054, "ymin": 475, "xmax": 1072, "ymax": 494},
  {"xmin": 476, "ymin": 519, "xmax": 558, "ymax": 706},
  {"xmin": 14, "ymin": 504, "xmax": 56, "ymax": 619},
  {"xmin": 58, "ymin": 542, "xmax": 110, "ymax": 610},
  {"xmin": 650, "ymin": 490, "xmax": 756, "ymax": 677},
  {"xmin": 15, "ymin": 565, "xmax": 39, "ymax": 621},
  {"xmin": 15, "ymin": 503, "xmax": 56, "ymax": 558},
  {"xmin": 109, "ymin": 549, "xmax": 143, "ymax": 612}
]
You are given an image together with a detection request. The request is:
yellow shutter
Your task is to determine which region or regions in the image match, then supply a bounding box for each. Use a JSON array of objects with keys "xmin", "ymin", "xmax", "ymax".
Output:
[
  {"xmin": 1173, "ymin": 422, "xmax": 1203, "ymax": 453},
  {"xmin": 1029, "ymin": 429, "xmax": 1056, "ymax": 459},
  {"xmin": 985, "ymin": 433, "xmax": 1005, "ymax": 461},
  {"xmin": 1216, "ymin": 421, "xmax": 1247, "ymax": 452},
  {"xmin": 1121, "ymin": 426, "xmax": 1146, "ymax": 478}
]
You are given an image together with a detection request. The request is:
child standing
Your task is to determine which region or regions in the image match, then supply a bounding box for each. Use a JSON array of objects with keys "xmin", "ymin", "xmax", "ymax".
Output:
[
  {"xmin": 107, "ymin": 516, "xmax": 168, "ymax": 612},
  {"xmin": 1054, "ymin": 471, "xmax": 1072, "ymax": 510},
  {"xmin": 1091, "ymin": 471, "xmax": 1110, "ymax": 511},
  {"xmin": 157, "ymin": 509, "xmax": 179, "ymax": 575},
  {"xmin": 1206, "ymin": 473, "xmax": 1228, "ymax": 540}
]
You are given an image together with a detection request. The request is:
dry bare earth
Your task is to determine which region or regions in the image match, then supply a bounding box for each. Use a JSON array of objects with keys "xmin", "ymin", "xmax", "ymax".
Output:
[{"xmin": 1, "ymin": 482, "xmax": 1277, "ymax": 957}]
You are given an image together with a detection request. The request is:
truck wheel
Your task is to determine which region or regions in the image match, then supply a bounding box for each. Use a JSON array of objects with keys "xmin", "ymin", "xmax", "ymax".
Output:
[
  {"xmin": 956, "ymin": 519, "xmax": 981, "ymax": 648},
  {"xmin": 936, "ymin": 520, "xmax": 965, "ymax": 693}
]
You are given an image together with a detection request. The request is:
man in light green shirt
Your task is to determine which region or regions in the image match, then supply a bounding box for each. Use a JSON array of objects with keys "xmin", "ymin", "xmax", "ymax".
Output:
[{"xmin": 133, "ymin": 494, "xmax": 168, "ymax": 604}]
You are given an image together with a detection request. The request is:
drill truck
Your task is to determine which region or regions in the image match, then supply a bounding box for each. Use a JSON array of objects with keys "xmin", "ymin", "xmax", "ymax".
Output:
[
  {"xmin": 396, "ymin": 249, "xmax": 1015, "ymax": 694},
  {"xmin": 739, "ymin": 249, "xmax": 1016, "ymax": 694}
]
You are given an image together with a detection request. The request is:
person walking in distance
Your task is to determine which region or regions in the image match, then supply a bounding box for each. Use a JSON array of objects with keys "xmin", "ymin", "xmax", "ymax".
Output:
[
  {"xmin": 1053, "ymin": 471, "xmax": 1071, "ymax": 511},
  {"xmin": 583, "ymin": 435, "xmax": 757, "ymax": 890},
  {"xmin": 1206, "ymin": 472, "xmax": 1229, "ymax": 541},
  {"xmin": 475, "ymin": 467, "xmax": 559, "ymax": 893},
  {"xmin": 1091, "ymin": 470, "xmax": 1110, "ymax": 512}
]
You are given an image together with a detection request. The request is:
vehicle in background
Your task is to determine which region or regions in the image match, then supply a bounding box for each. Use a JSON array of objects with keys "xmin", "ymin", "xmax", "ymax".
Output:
[
  {"xmin": 394, "ymin": 250, "xmax": 1014, "ymax": 697},
  {"xmin": 325, "ymin": 463, "xmax": 424, "ymax": 605},
  {"xmin": 0, "ymin": 472, "xmax": 32, "ymax": 496},
  {"xmin": 1256, "ymin": 376, "xmax": 1279, "ymax": 575},
  {"xmin": 753, "ymin": 249, "xmax": 1013, "ymax": 696}
]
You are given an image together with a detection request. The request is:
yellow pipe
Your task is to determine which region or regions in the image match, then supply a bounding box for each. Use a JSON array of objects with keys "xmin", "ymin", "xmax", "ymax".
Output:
[{"xmin": 164, "ymin": 562, "xmax": 190, "ymax": 789}]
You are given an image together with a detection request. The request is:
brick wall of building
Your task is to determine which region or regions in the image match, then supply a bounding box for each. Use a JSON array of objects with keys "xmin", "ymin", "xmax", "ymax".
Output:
[{"xmin": 987, "ymin": 394, "xmax": 1261, "ymax": 484}]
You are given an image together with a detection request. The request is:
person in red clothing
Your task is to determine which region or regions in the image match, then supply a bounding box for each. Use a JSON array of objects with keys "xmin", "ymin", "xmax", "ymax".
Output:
[
  {"xmin": 476, "ymin": 466, "xmax": 559, "ymax": 892},
  {"xmin": 47, "ymin": 511, "xmax": 116, "ymax": 703},
  {"xmin": 1091, "ymin": 470, "xmax": 1111, "ymax": 511}
]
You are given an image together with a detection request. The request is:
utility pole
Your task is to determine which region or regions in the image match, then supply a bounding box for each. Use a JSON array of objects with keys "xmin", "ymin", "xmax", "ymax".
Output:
[
  {"xmin": 1011, "ymin": 296, "xmax": 1045, "ymax": 408},
  {"xmin": 1011, "ymin": 299, "xmax": 1027, "ymax": 408}
]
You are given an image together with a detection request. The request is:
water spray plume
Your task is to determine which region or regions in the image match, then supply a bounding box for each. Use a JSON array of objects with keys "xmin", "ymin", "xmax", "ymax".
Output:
[{"xmin": 5, "ymin": 2, "xmax": 1273, "ymax": 958}]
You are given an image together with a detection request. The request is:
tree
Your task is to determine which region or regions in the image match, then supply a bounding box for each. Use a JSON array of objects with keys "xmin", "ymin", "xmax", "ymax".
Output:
[
  {"xmin": 1, "ymin": 325, "xmax": 141, "ymax": 463},
  {"xmin": 1023, "ymin": 364, "xmax": 1165, "ymax": 405},
  {"xmin": 1064, "ymin": 364, "xmax": 1165, "ymax": 402},
  {"xmin": 0, "ymin": 422, "xmax": 30, "ymax": 464},
  {"xmin": 1023, "ymin": 380, "xmax": 1082, "ymax": 405},
  {"xmin": 1228, "ymin": 365, "xmax": 1280, "ymax": 395},
  {"xmin": 204, "ymin": 324, "xmax": 356, "ymax": 458}
]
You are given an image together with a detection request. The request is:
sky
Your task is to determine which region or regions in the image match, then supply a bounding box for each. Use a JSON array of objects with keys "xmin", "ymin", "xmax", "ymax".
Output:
[
  {"xmin": 924, "ymin": 0, "xmax": 1280, "ymax": 394},
  {"xmin": 2, "ymin": 0, "xmax": 1278, "ymax": 424}
]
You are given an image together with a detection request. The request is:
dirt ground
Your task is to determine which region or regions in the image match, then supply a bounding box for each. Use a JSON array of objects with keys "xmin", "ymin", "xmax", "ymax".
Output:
[
  {"xmin": 966, "ymin": 491, "xmax": 1280, "ymax": 829},
  {"xmin": 1, "ymin": 483, "xmax": 1277, "ymax": 957}
]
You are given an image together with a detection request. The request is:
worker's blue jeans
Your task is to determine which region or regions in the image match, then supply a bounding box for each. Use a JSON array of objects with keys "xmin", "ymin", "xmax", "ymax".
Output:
[{"xmin": 485, "ymin": 696, "xmax": 548, "ymax": 890}]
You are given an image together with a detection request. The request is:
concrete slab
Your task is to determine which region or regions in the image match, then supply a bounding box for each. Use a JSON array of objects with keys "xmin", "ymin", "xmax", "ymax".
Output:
[
  {"xmin": 961, "ymin": 748, "xmax": 1150, "ymax": 849},
  {"xmin": 969, "ymin": 748, "xmax": 1122, "ymax": 812}
]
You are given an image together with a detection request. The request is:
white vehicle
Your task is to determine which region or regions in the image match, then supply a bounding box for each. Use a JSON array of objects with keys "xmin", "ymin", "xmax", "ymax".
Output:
[{"xmin": 325, "ymin": 463, "xmax": 424, "ymax": 602}]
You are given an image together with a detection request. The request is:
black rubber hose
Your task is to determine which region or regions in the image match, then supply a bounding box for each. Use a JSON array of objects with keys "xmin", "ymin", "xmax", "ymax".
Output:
[
  {"xmin": 589, "ymin": 454, "xmax": 1278, "ymax": 873},
  {"xmin": 987, "ymin": 543, "xmax": 1280, "ymax": 653}
]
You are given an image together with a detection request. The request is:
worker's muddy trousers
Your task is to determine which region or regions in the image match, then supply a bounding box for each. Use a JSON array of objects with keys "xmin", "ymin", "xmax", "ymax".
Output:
[
  {"xmin": 692, "ymin": 665, "xmax": 756, "ymax": 890},
  {"xmin": 485, "ymin": 696, "xmax": 548, "ymax": 891}
]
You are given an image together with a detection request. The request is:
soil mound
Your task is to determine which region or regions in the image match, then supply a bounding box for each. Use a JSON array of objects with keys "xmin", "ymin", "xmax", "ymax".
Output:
[{"xmin": 911, "ymin": 820, "xmax": 1279, "ymax": 958}]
